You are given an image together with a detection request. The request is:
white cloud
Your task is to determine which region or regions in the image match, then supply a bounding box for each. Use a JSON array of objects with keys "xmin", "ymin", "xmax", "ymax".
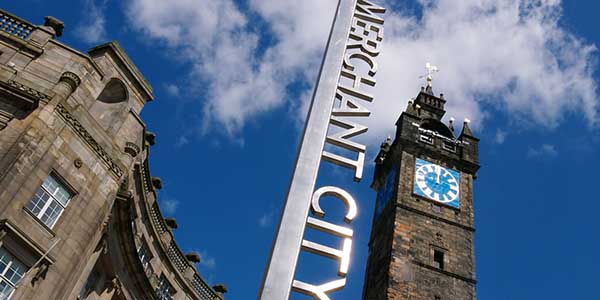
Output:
[
  {"xmin": 258, "ymin": 212, "xmax": 274, "ymax": 228},
  {"xmin": 164, "ymin": 83, "xmax": 181, "ymax": 97},
  {"xmin": 125, "ymin": 0, "xmax": 335, "ymax": 136},
  {"xmin": 365, "ymin": 0, "xmax": 598, "ymax": 143},
  {"xmin": 199, "ymin": 250, "xmax": 216, "ymax": 269},
  {"xmin": 159, "ymin": 197, "xmax": 179, "ymax": 215},
  {"xmin": 124, "ymin": 0, "xmax": 598, "ymax": 143},
  {"xmin": 75, "ymin": 0, "xmax": 107, "ymax": 44},
  {"xmin": 528, "ymin": 143, "xmax": 558, "ymax": 157},
  {"xmin": 494, "ymin": 129, "xmax": 507, "ymax": 144},
  {"xmin": 174, "ymin": 135, "xmax": 189, "ymax": 148}
]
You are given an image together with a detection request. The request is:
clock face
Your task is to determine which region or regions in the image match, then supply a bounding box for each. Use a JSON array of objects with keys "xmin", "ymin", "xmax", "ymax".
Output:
[{"xmin": 413, "ymin": 158, "xmax": 460, "ymax": 208}]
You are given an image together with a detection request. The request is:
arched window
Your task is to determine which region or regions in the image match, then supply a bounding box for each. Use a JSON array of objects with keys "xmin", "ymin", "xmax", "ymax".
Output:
[{"xmin": 89, "ymin": 78, "xmax": 128, "ymax": 132}]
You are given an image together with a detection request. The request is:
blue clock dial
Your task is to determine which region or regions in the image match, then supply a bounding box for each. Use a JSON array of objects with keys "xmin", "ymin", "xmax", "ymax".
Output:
[{"xmin": 414, "ymin": 158, "xmax": 460, "ymax": 208}]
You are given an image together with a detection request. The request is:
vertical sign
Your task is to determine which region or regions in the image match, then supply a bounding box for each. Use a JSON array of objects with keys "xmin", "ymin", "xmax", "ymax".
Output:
[{"xmin": 259, "ymin": 0, "xmax": 385, "ymax": 299}]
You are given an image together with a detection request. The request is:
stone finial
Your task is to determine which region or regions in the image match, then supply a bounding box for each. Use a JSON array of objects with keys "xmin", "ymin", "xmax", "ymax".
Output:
[
  {"xmin": 44, "ymin": 16, "xmax": 64, "ymax": 37},
  {"xmin": 448, "ymin": 117, "xmax": 455, "ymax": 133},
  {"xmin": 145, "ymin": 131, "xmax": 156, "ymax": 146},
  {"xmin": 460, "ymin": 118, "xmax": 474, "ymax": 137},
  {"xmin": 375, "ymin": 136, "xmax": 392, "ymax": 165},
  {"xmin": 382, "ymin": 136, "xmax": 392, "ymax": 149},
  {"xmin": 185, "ymin": 252, "xmax": 201, "ymax": 264},
  {"xmin": 164, "ymin": 217, "xmax": 178, "ymax": 229},
  {"xmin": 212, "ymin": 284, "xmax": 228, "ymax": 294},
  {"xmin": 425, "ymin": 84, "xmax": 434, "ymax": 95},
  {"xmin": 406, "ymin": 98, "xmax": 418, "ymax": 115},
  {"xmin": 151, "ymin": 177, "xmax": 162, "ymax": 190}
]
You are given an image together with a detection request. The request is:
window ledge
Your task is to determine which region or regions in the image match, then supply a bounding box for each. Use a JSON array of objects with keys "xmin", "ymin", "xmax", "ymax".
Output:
[
  {"xmin": 0, "ymin": 219, "xmax": 56, "ymax": 264},
  {"xmin": 21, "ymin": 207, "xmax": 56, "ymax": 237}
]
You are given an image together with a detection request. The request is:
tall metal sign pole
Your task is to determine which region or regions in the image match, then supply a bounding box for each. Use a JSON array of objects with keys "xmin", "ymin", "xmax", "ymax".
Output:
[{"xmin": 259, "ymin": 0, "xmax": 385, "ymax": 299}]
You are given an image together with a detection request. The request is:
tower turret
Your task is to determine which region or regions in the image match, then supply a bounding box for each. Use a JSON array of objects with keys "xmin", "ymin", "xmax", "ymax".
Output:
[{"xmin": 364, "ymin": 72, "xmax": 480, "ymax": 300}]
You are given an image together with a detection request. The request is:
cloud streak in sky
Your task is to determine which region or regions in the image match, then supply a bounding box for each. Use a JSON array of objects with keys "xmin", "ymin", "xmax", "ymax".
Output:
[
  {"xmin": 528, "ymin": 143, "xmax": 558, "ymax": 157},
  {"xmin": 125, "ymin": 0, "xmax": 598, "ymax": 143},
  {"xmin": 75, "ymin": 0, "xmax": 108, "ymax": 44}
]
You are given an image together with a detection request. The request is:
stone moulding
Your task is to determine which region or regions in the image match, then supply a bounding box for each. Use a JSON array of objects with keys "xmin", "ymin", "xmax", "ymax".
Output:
[
  {"xmin": 134, "ymin": 164, "xmax": 222, "ymax": 300},
  {"xmin": 55, "ymin": 104, "xmax": 124, "ymax": 178},
  {"xmin": 1, "ymin": 79, "xmax": 51, "ymax": 105}
]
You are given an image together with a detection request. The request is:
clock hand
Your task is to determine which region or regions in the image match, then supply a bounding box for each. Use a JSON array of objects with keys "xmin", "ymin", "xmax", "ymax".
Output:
[{"xmin": 436, "ymin": 166, "xmax": 441, "ymax": 184}]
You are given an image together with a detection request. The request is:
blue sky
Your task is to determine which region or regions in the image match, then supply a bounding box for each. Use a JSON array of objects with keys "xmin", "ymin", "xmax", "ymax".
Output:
[{"xmin": 4, "ymin": 0, "xmax": 600, "ymax": 299}]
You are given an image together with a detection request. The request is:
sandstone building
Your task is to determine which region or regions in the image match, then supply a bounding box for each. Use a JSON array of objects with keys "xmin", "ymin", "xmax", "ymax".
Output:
[
  {"xmin": 363, "ymin": 81, "xmax": 480, "ymax": 299},
  {"xmin": 0, "ymin": 9, "xmax": 225, "ymax": 300}
]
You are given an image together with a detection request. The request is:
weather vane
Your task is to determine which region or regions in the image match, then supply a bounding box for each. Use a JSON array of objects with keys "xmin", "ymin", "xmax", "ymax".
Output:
[{"xmin": 419, "ymin": 62, "xmax": 439, "ymax": 87}]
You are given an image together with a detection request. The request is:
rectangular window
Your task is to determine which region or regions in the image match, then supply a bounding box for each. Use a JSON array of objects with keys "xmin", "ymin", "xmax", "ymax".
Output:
[
  {"xmin": 137, "ymin": 242, "xmax": 152, "ymax": 270},
  {"xmin": 442, "ymin": 141, "xmax": 456, "ymax": 152},
  {"xmin": 26, "ymin": 174, "xmax": 73, "ymax": 228},
  {"xmin": 433, "ymin": 249, "xmax": 445, "ymax": 270},
  {"xmin": 419, "ymin": 134, "xmax": 434, "ymax": 145},
  {"xmin": 0, "ymin": 248, "xmax": 28, "ymax": 300},
  {"xmin": 155, "ymin": 275, "xmax": 174, "ymax": 300}
]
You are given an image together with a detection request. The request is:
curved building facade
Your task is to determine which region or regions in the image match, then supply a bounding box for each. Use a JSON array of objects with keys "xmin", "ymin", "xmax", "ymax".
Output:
[{"xmin": 0, "ymin": 9, "xmax": 224, "ymax": 300}]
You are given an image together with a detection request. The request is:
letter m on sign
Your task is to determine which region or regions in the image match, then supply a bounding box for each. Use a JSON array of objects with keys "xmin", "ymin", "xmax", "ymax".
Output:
[{"xmin": 355, "ymin": 0, "xmax": 386, "ymax": 25}]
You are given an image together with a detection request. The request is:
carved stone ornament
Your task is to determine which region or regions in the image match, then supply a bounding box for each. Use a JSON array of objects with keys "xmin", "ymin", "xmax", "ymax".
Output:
[
  {"xmin": 185, "ymin": 251, "xmax": 201, "ymax": 264},
  {"xmin": 1, "ymin": 79, "xmax": 51, "ymax": 104},
  {"xmin": 74, "ymin": 158, "xmax": 83, "ymax": 169},
  {"xmin": 59, "ymin": 71, "xmax": 81, "ymax": 92},
  {"xmin": 124, "ymin": 142, "xmax": 140, "ymax": 157},
  {"xmin": 213, "ymin": 284, "xmax": 228, "ymax": 294},
  {"xmin": 164, "ymin": 217, "xmax": 178, "ymax": 229},
  {"xmin": 151, "ymin": 177, "xmax": 162, "ymax": 190},
  {"xmin": 55, "ymin": 104, "xmax": 124, "ymax": 178},
  {"xmin": 434, "ymin": 232, "xmax": 446, "ymax": 248},
  {"xmin": 44, "ymin": 16, "xmax": 64, "ymax": 37},
  {"xmin": 31, "ymin": 262, "xmax": 49, "ymax": 286},
  {"xmin": 117, "ymin": 177, "xmax": 133, "ymax": 200},
  {"xmin": 111, "ymin": 277, "xmax": 123, "ymax": 295},
  {"xmin": 144, "ymin": 131, "xmax": 156, "ymax": 146}
]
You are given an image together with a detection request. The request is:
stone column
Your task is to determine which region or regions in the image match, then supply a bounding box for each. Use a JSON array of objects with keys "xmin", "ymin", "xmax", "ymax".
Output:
[
  {"xmin": 37, "ymin": 71, "xmax": 81, "ymax": 126},
  {"xmin": 53, "ymin": 71, "xmax": 81, "ymax": 105}
]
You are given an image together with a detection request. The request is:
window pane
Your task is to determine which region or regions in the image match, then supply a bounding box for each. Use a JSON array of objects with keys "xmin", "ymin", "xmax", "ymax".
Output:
[
  {"xmin": 0, "ymin": 248, "xmax": 28, "ymax": 300},
  {"xmin": 0, "ymin": 250, "xmax": 9, "ymax": 273},
  {"xmin": 40, "ymin": 200, "xmax": 64, "ymax": 228},
  {"xmin": 42, "ymin": 175, "xmax": 72, "ymax": 206},
  {"xmin": 26, "ymin": 188, "xmax": 51, "ymax": 216},
  {"xmin": 54, "ymin": 188, "xmax": 71, "ymax": 207},
  {"xmin": 156, "ymin": 276, "xmax": 174, "ymax": 300},
  {"xmin": 42, "ymin": 175, "xmax": 60, "ymax": 194},
  {"xmin": 3, "ymin": 261, "xmax": 26, "ymax": 285},
  {"xmin": 29, "ymin": 175, "xmax": 73, "ymax": 229},
  {"xmin": 0, "ymin": 279, "xmax": 14, "ymax": 300},
  {"xmin": 137, "ymin": 245, "xmax": 150, "ymax": 268}
]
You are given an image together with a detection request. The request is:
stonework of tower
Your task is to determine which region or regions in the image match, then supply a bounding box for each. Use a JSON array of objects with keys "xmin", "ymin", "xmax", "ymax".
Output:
[
  {"xmin": 0, "ymin": 9, "xmax": 226, "ymax": 300},
  {"xmin": 363, "ymin": 84, "xmax": 480, "ymax": 300}
]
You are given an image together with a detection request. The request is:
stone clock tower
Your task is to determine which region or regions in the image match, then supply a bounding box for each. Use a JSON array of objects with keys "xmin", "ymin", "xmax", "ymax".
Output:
[{"xmin": 363, "ymin": 80, "xmax": 480, "ymax": 300}]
